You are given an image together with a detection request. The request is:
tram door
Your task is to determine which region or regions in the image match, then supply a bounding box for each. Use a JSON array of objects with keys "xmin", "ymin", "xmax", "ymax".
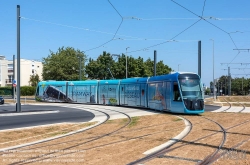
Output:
[
  {"xmin": 120, "ymin": 85, "xmax": 125, "ymax": 105},
  {"xmin": 165, "ymin": 82, "xmax": 171, "ymax": 110},
  {"xmin": 173, "ymin": 82, "xmax": 181, "ymax": 101},
  {"xmin": 171, "ymin": 81, "xmax": 183, "ymax": 113}
]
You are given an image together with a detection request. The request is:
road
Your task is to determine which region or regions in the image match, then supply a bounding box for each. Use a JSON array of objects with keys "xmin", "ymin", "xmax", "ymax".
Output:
[
  {"xmin": 0, "ymin": 104, "xmax": 95, "ymax": 130},
  {"xmin": 204, "ymin": 105, "xmax": 221, "ymax": 112}
]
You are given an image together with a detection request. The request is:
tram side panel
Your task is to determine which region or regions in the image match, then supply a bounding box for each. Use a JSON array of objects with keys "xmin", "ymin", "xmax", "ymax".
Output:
[
  {"xmin": 36, "ymin": 81, "xmax": 71, "ymax": 102},
  {"xmin": 68, "ymin": 82, "xmax": 98, "ymax": 104},
  {"xmin": 125, "ymin": 84, "xmax": 141, "ymax": 106},
  {"xmin": 148, "ymin": 82, "xmax": 168, "ymax": 111},
  {"xmin": 36, "ymin": 81, "xmax": 98, "ymax": 103},
  {"xmin": 140, "ymin": 83, "xmax": 147, "ymax": 107},
  {"xmin": 120, "ymin": 78, "xmax": 148, "ymax": 108},
  {"xmin": 98, "ymin": 80, "xmax": 120, "ymax": 105}
]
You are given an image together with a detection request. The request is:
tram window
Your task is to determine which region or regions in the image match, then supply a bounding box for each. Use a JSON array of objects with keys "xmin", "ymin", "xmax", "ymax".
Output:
[{"xmin": 173, "ymin": 82, "xmax": 181, "ymax": 101}]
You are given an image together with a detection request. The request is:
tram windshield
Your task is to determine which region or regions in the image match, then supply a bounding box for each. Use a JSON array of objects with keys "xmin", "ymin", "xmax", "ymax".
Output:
[{"xmin": 178, "ymin": 78, "xmax": 203, "ymax": 100}]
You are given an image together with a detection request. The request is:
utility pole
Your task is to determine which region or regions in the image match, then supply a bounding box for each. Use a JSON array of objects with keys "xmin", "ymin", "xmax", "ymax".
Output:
[
  {"xmin": 79, "ymin": 57, "xmax": 81, "ymax": 80},
  {"xmin": 210, "ymin": 39, "xmax": 215, "ymax": 100},
  {"xmin": 16, "ymin": 5, "xmax": 21, "ymax": 112},
  {"xmin": 198, "ymin": 40, "xmax": 201, "ymax": 78},
  {"xmin": 228, "ymin": 67, "xmax": 231, "ymax": 96},
  {"xmin": 242, "ymin": 77, "xmax": 244, "ymax": 95},
  {"xmin": 126, "ymin": 47, "xmax": 129, "ymax": 78},
  {"xmin": 154, "ymin": 50, "xmax": 157, "ymax": 76},
  {"xmin": 225, "ymin": 76, "xmax": 227, "ymax": 95},
  {"xmin": 13, "ymin": 55, "xmax": 15, "ymax": 99}
]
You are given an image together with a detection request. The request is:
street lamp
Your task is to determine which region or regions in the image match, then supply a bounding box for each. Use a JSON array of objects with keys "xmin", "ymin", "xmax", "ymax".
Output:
[
  {"xmin": 210, "ymin": 39, "xmax": 215, "ymax": 100},
  {"xmin": 126, "ymin": 47, "xmax": 130, "ymax": 78}
]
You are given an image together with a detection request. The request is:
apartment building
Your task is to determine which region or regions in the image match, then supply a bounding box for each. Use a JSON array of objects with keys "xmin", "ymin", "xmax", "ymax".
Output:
[{"xmin": 0, "ymin": 55, "xmax": 43, "ymax": 87}]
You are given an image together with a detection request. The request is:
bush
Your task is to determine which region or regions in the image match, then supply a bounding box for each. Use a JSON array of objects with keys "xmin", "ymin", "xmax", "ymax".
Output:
[
  {"xmin": 205, "ymin": 88, "xmax": 211, "ymax": 95},
  {"xmin": 0, "ymin": 87, "xmax": 12, "ymax": 95},
  {"xmin": 20, "ymin": 86, "xmax": 36, "ymax": 96}
]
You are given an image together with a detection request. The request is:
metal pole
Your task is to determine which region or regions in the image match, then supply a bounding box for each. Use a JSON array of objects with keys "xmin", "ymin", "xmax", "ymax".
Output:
[
  {"xmin": 242, "ymin": 77, "xmax": 244, "ymax": 95},
  {"xmin": 154, "ymin": 50, "xmax": 157, "ymax": 76},
  {"xmin": 126, "ymin": 47, "xmax": 129, "ymax": 78},
  {"xmin": 178, "ymin": 64, "xmax": 180, "ymax": 72},
  {"xmin": 13, "ymin": 55, "xmax": 15, "ymax": 99},
  {"xmin": 16, "ymin": 5, "xmax": 21, "ymax": 112},
  {"xmin": 79, "ymin": 57, "xmax": 81, "ymax": 80},
  {"xmin": 228, "ymin": 66, "xmax": 231, "ymax": 95},
  {"xmin": 198, "ymin": 40, "xmax": 201, "ymax": 78},
  {"xmin": 225, "ymin": 77, "xmax": 227, "ymax": 95},
  {"xmin": 210, "ymin": 39, "xmax": 215, "ymax": 100}
]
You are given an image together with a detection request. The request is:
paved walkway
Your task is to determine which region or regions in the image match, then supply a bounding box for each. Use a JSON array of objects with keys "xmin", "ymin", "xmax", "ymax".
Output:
[{"xmin": 209, "ymin": 104, "xmax": 250, "ymax": 113}]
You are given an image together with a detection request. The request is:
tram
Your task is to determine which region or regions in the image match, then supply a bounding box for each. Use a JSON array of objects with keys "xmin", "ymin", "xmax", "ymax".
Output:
[{"xmin": 35, "ymin": 72, "xmax": 204, "ymax": 114}]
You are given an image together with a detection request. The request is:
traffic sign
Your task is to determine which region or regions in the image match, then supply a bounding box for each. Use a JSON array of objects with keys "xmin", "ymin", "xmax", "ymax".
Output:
[
  {"xmin": 13, "ymin": 80, "xmax": 16, "ymax": 84},
  {"xmin": 13, "ymin": 84, "xmax": 16, "ymax": 87}
]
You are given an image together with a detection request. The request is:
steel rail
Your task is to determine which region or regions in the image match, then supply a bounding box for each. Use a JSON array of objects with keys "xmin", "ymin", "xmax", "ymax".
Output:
[{"xmin": 8, "ymin": 107, "xmax": 132, "ymax": 165}]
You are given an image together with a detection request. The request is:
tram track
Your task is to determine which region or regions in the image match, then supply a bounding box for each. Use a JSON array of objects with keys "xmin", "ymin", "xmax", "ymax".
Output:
[
  {"xmin": 222, "ymin": 97, "xmax": 245, "ymax": 113},
  {"xmin": 238, "ymin": 102, "xmax": 246, "ymax": 113},
  {"xmin": 0, "ymin": 105, "xmax": 111, "ymax": 154},
  {"xmin": 0, "ymin": 109, "xmax": 209, "ymax": 165},
  {"xmin": 209, "ymin": 136, "xmax": 250, "ymax": 164},
  {"xmin": 197, "ymin": 117, "xmax": 226, "ymax": 165},
  {"xmin": 128, "ymin": 115, "xmax": 250, "ymax": 165},
  {"xmin": 19, "ymin": 115, "xmax": 208, "ymax": 155},
  {"xmin": 5, "ymin": 105, "xmax": 133, "ymax": 165},
  {"xmin": 222, "ymin": 98, "xmax": 231, "ymax": 112},
  {"xmin": 1, "ymin": 104, "xmax": 250, "ymax": 164}
]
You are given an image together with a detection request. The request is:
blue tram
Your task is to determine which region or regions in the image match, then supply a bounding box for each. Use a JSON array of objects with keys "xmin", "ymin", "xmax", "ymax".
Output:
[{"xmin": 35, "ymin": 72, "xmax": 204, "ymax": 114}]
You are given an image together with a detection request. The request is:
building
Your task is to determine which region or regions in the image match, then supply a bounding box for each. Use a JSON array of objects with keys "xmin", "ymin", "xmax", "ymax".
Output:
[{"xmin": 0, "ymin": 55, "xmax": 43, "ymax": 87}]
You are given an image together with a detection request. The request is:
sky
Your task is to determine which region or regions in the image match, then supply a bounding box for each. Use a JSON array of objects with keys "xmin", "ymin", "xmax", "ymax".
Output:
[{"xmin": 1, "ymin": 0, "xmax": 250, "ymax": 87}]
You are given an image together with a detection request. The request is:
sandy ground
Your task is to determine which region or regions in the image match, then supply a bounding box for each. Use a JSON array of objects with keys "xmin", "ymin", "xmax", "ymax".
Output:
[
  {"xmin": 0, "ymin": 114, "xmax": 185, "ymax": 165},
  {"xmin": 1, "ymin": 97, "xmax": 250, "ymax": 164},
  {"xmin": 0, "ymin": 122, "xmax": 97, "ymax": 149},
  {"xmin": 0, "ymin": 112, "xmax": 250, "ymax": 165}
]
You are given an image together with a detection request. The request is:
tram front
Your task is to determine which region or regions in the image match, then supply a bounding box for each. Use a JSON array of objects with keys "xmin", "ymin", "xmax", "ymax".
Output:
[{"xmin": 178, "ymin": 73, "xmax": 204, "ymax": 114}]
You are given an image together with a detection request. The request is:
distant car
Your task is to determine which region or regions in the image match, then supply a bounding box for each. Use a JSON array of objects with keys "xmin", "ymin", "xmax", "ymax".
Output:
[{"xmin": 0, "ymin": 96, "xmax": 4, "ymax": 104}]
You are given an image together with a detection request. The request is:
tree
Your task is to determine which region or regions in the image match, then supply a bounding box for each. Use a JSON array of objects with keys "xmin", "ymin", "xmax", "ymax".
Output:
[
  {"xmin": 205, "ymin": 88, "xmax": 211, "ymax": 95},
  {"xmin": 29, "ymin": 74, "xmax": 40, "ymax": 87},
  {"xmin": 85, "ymin": 52, "xmax": 172, "ymax": 79},
  {"xmin": 42, "ymin": 47, "xmax": 86, "ymax": 81},
  {"xmin": 156, "ymin": 60, "xmax": 172, "ymax": 75},
  {"xmin": 86, "ymin": 51, "xmax": 115, "ymax": 79}
]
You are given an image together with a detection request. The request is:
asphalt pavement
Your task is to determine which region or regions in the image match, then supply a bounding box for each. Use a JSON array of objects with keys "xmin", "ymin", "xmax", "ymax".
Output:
[
  {"xmin": 204, "ymin": 105, "xmax": 221, "ymax": 112},
  {"xmin": 0, "ymin": 104, "xmax": 95, "ymax": 130}
]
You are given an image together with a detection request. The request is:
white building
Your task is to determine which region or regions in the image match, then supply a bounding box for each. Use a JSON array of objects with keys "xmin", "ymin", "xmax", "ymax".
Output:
[{"xmin": 0, "ymin": 55, "xmax": 43, "ymax": 87}]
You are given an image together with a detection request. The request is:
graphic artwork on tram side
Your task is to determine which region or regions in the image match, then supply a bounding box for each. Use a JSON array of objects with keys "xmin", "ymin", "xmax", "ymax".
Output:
[{"xmin": 35, "ymin": 72, "xmax": 204, "ymax": 114}]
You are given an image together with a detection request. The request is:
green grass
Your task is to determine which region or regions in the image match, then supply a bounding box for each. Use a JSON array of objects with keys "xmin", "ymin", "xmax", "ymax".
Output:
[
  {"xmin": 173, "ymin": 118, "xmax": 182, "ymax": 122},
  {"xmin": 105, "ymin": 120, "xmax": 114, "ymax": 124},
  {"xmin": 129, "ymin": 117, "xmax": 140, "ymax": 127}
]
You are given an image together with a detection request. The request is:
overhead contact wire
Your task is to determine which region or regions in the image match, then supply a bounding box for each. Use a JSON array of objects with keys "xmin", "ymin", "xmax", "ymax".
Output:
[{"xmin": 171, "ymin": 0, "xmax": 240, "ymax": 64}]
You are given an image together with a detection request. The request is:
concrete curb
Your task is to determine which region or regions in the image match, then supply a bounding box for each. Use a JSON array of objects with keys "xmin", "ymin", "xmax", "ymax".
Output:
[{"xmin": 143, "ymin": 116, "xmax": 192, "ymax": 155}]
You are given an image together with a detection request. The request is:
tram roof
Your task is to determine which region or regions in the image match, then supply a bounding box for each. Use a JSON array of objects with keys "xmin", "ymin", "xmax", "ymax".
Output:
[
  {"xmin": 99, "ymin": 79, "xmax": 120, "ymax": 85},
  {"xmin": 120, "ymin": 77, "xmax": 149, "ymax": 84},
  {"xmin": 38, "ymin": 81, "xmax": 66, "ymax": 86},
  {"xmin": 148, "ymin": 72, "xmax": 199, "ymax": 82},
  {"xmin": 148, "ymin": 73, "xmax": 179, "ymax": 82}
]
